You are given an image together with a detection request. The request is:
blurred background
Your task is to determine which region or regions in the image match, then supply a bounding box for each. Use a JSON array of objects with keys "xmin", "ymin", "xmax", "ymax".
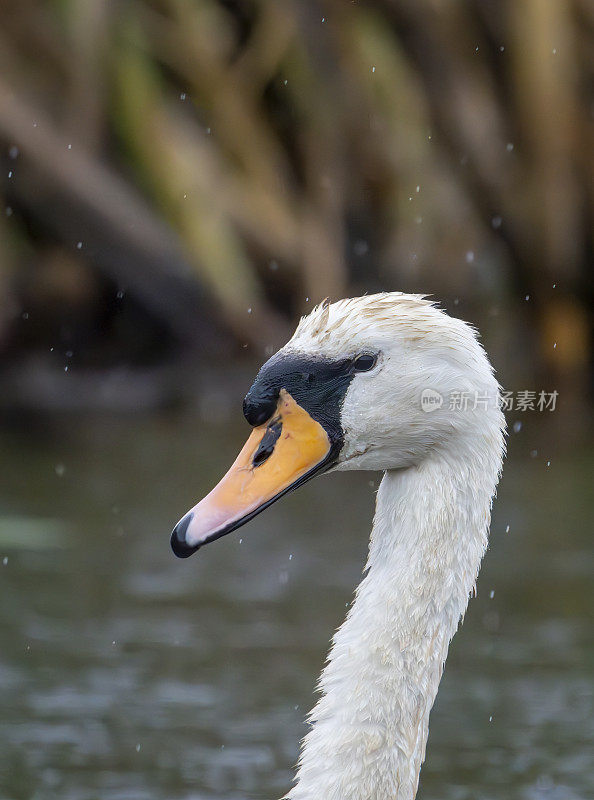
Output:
[{"xmin": 0, "ymin": 1, "xmax": 592, "ymax": 799}]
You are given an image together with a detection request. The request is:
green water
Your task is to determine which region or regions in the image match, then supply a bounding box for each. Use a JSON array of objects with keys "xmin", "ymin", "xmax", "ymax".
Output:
[{"xmin": 0, "ymin": 408, "xmax": 592, "ymax": 799}]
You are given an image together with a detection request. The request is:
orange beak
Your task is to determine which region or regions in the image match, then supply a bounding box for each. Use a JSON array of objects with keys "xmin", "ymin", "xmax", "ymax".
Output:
[{"xmin": 171, "ymin": 389, "xmax": 332, "ymax": 557}]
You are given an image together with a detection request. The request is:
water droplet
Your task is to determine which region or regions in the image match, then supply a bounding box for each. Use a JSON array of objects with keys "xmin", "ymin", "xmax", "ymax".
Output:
[
  {"xmin": 2, "ymin": 557, "xmax": 7, "ymax": 566},
  {"xmin": 506, "ymin": 142, "xmax": 514, "ymax": 152},
  {"xmin": 76, "ymin": 241, "xmax": 82, "ymax": 249},
  {"xmin": 491, "ymin": 215, "xmax": 502, "ymax": 229},
  {"xmin": 505, "ymin": 524, "xmax": 510, "ymax": 533},
  {"xmin": 465, "ymin": 250, "xmax": 475, "ymax": 263},
  {"xmin": 489, "ymin": 590, "xmax": 495, "ymax": 598},
  {"xmin": 513, "ymin": 421, "xmax": 522, "ymax": 433},
  {"xmin": 371, "ymin": 66, "xmax": 376, "ymax": 73},
  {"xmin": 180, "ymin": 92, "xmax": 186, "ymax": 101},
  {"xmin": 55, "ymin": 463, "xmax": 65, "ymax": 477},
  {"xmin": 136, "ymin": 743, "xmax": 141, "ymax": 752}
]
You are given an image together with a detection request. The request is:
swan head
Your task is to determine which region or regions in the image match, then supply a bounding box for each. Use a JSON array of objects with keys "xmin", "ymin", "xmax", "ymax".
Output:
[{"xmin": 171, "ymin": 293, "xmax": 504, "ymax": 557}]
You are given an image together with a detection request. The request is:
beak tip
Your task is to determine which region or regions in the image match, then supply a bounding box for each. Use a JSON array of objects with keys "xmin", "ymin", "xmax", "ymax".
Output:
[{"xmin": 170, "ymin": 512, "xmax": 200, "ymax": 558}]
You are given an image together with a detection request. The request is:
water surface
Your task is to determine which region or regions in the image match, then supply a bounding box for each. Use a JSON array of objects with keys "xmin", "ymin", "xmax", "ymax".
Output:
[{"xmin": 0, "ymin": 409, "xmax": 592, "ymax": 799}]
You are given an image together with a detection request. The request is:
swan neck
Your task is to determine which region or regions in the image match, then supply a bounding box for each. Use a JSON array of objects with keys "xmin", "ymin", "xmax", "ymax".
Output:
[{"xmin": 287, "ymin": 450, "xmax": 500, "ymax": 800}]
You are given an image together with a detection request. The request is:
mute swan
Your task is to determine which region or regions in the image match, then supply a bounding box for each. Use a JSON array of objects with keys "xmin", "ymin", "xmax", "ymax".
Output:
[{"xmin": 170, "ymin": 293, "xmax": 506, "ymax": 800}]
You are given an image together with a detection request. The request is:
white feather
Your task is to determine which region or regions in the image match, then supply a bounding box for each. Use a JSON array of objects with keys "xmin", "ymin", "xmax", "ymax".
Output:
[{"xmin": 279, "ymin": 293, "xmax": 506, "ymax": 800}]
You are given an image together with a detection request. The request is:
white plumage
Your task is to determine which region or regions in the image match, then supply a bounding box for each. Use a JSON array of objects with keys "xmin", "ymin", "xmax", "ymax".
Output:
[{"xmin": 279, "ymin": 293, "xmax": 506, "ymax": 800}]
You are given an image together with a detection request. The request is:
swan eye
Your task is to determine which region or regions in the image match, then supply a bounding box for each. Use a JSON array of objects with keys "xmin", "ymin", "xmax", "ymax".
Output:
[{"xmin": 353, "ymin": 354, "xmax": 377, "ymax": 372}]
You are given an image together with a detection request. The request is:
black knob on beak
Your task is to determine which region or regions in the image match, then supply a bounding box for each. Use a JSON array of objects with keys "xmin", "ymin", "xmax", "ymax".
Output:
[{"xmin": 243, "ymin": 385, "xmax": 279, "ymax": 427}]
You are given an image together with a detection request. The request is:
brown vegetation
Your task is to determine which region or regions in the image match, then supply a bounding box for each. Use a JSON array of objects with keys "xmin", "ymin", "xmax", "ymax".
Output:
[{"xmin": 0, "ymin": 1, "xmax": 592, "ymax": 411}]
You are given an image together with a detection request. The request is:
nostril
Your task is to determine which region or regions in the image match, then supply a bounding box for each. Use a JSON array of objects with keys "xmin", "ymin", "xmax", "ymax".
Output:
[{"xmin": 252, "ymin": 419, "xmax": 283, "ymax": 467}]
